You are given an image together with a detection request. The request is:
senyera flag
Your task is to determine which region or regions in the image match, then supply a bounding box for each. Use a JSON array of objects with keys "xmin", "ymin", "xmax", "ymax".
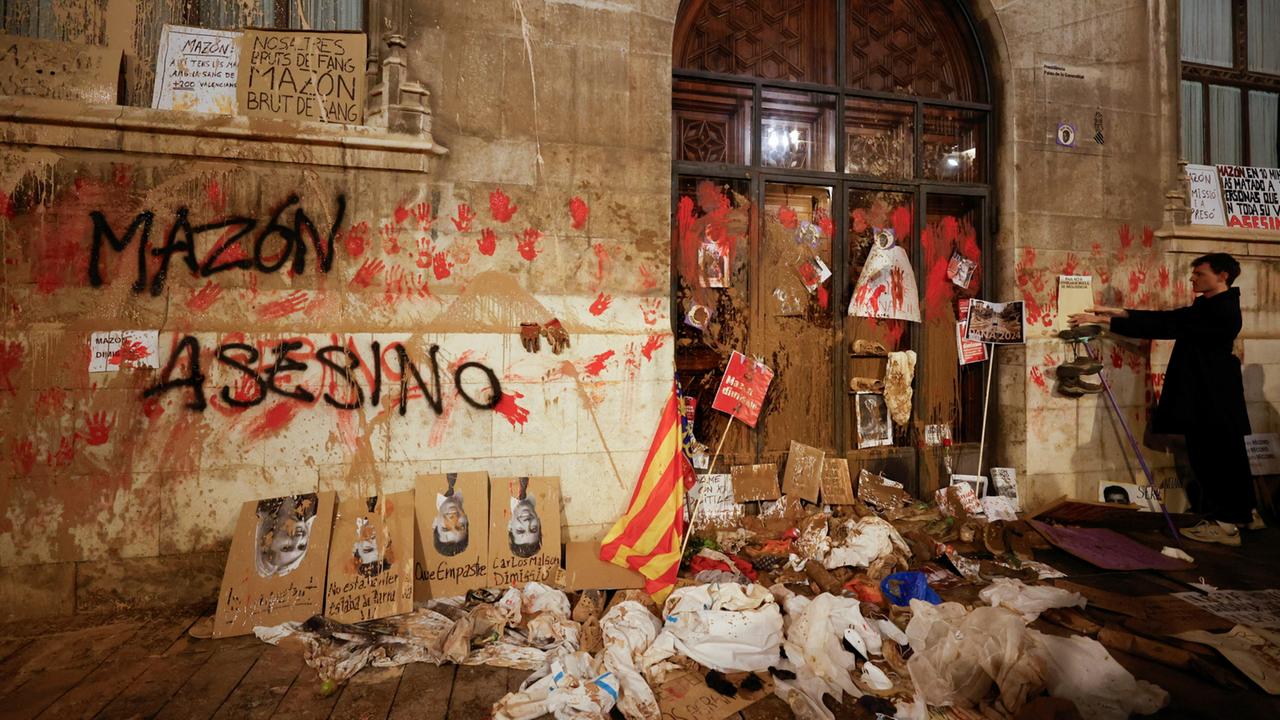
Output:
[
  {"xmin": 599, "ymin": 385, "xmax": 696, "ymax": 604},
  {"xmin": 710, "ymin": 351, "xmax": 774, "ymax": 428}
]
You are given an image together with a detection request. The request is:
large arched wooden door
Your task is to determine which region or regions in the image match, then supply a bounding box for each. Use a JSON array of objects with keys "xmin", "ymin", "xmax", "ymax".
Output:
[{"xmin": 672, "ymin": 0, "xmax": 993, "ymax": 496}]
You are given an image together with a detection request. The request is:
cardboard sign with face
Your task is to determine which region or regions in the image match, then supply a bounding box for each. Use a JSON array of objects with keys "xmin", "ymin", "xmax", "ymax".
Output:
[
  {"xmin": 489, "ymin": 476, "xmax": 562, "ymax": 586},
  {"xmin": 414, "ymin": 472, "xmax": 490, "ymax": 599},
  {"xmin": 325, "ymin": 491, "xmax": 414, "ymax": 623},
  {"xmin": 214, "ymin": 491, "xmax": 335, "ymax": 638}
]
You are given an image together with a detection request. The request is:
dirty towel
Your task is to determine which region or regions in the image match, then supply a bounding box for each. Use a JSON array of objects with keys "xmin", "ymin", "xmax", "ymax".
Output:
[{"xmin": 641, "ymin": 583, "xmax": 783, "ymax": 673}]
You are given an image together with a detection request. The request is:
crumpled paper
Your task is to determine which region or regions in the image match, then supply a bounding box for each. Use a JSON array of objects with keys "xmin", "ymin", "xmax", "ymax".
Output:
[
  {"xmin": 823, "ymin": 515, "xmax": 911, "ymax": 578},
  {"xmin": 978, "ymin": 578, "xmax": 1086, "ymax": 623},
  {"xmin": 884, "ymin": 350, "xmax": 917, "ymax": 427},
  {"xmin": 493, "ymin": 651, "xmax": 619, "ymax": 720}
]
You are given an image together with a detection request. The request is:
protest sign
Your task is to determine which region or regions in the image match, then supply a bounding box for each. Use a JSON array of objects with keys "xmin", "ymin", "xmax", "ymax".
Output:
[
  {"xmin": 0, "ymin": 33, "xmax": 118, "ymax": 104},
  {"xmin": 1055, "ymin": 275, "xmax": 1094, "ymax": 331},
  {"xmin": 965, "ymin": 299, "xmax": 1025, "ymax": 344},
  {"xmin": 711, "ymin": 351, "xmax": 773, "ymax": 428},
  {"xmin": 414, "ymin": 472, "xmax": 490, "ymax": 599},
  {"xmin": 689, "ymin": 474, "xmax": 741, "ymax": 529},
  {"xmin": 89, "ymin": 330, "xmax": 160, "ymax": 372},
  {"xmin": 237, "ymin": 29, "xmax": 366, "ymax": 124},
  {"xmin": 489, "ymin": 476, "xmax": 562, "ymax": 586},
  {"xmin": 781, "ymin": 441, "xmax": 825, "ymax": 502},
  {"xmin": 325, "ymin": 491, "xmax": 415, "ymax": 623},
  {"xmin": 152, "ymin": 25, "xmax": 239, "ymax": 113},
  {"xmin": 1186, "ymin": 163, "xmax": 1225, "ymax": 226},
  {"xmin": 1246, "ymin": 433, "xmax": 1280, "ymax": 476},
  {"xmin": 1218, "ymin": 164, "xmax": 1280, "ymax": 230}
]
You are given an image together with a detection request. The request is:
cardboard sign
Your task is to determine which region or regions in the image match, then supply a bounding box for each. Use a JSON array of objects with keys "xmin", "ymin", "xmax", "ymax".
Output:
[
  {"xmin": 214, "ymin": 492, "xmax": 335, "ymax": 638},
  {"xmin": 1246, "ymin": 433, "xmax": 1280, "ymax": 476},
  {"xmin": 855, "ymin": 468, "xmax": 910, "ymax": 511},
  {"xmin": 325, "ymin": 491, "xmax": 415, "ymax": 623},
  {"xmin": 711, "ymin": 351, "xmax": 774, "ymax": 428},
  {"xmin": 414, "ymin": 472, "xmax": 490, "ymax": 600},
  {"xmin": 1186, "ymin": 163, "xmax": 1225, "ymax": 226},
  {"xmin": 1172, "ymin": 589, "xmax": 1280, "ymax": 630},
  {"xmin": 1176, "ymin": 626, "xmax": 1280, "ymax": 694},
  {"xmin": 1028, "ymin": 520, "xmax": 1193, "ymax": 571},
  {"xmin": 0, "ymin": 34, "xmax": 119, "ymax": 104},
  {"xmin": 950, "ymin": 474, "xmax": 988, "ymax": 498},
  {"xmin": 781, "ymin": 441, "xmax": 825, "ymax": 502},
  {"xmin": 819, "ymin": 458, "xmax": 854, "ymax": 505},
  {"xmin": 1055, "ymin": 275, "xmax": 1094, "ymax": 331},
  {"xmin": 237, "ymin": 29, "xmax": 366, "ymax": 124},
  {"xmin": 1096, "ymin": 481, "xmax": 1189, "ymax": 513},
  {"xmin": 564, "ymin": 541, "xmax": 644, "ymax": 591},
  {"xmin": 982, "ymin": 496, "xmax": 1018, "ymax": 521},
  {"xmin": 152, "ymin": 25, "xmax": 240, "ymax": 113},
  {"xmin": 730, "ymin": 464, "xmax": 780, "ymax": 502},
  {"xmin": 89, "ymin": 330, "xmax": 160, "ymax": 372},
  {"xmin": 989, "ymin": 467, "xmax": 1020, "ymax": 510},
  {"xmin": 1217, "ymin": 164, "xmax": 1280, "ymax": 230},
  {"xmin": 489, "ymin": 477, "xmax": 562, "ymax": 586},
  {"xmin": 657, "ymin": 670, "xmax": 773, "ymax": 720},
  {"xmin": 965, "ymin": 299, "xmax": 1025, "ymax": 344},
  {"xmin": 690, "ymin": 474, "xmax": 741, "ymax": 529}
]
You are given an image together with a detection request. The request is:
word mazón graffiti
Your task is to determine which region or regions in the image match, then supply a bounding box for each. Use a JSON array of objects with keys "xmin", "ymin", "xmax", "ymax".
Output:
[
  {"xmin": 89, "ymin": 194, "xmax": 346, "ymax": 295},
  {"xmin": 143, "ymin": 336, "xmax": 502, "ymax": 415}
]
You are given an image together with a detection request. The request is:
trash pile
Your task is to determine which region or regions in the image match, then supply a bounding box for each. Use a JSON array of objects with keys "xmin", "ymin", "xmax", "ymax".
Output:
[{"xmin": 252, "ymin": 481, "xmax": 1210, "ymax": 720}]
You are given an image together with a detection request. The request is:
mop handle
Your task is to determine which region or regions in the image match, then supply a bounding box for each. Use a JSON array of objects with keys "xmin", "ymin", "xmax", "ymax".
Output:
[{"xmin": 1084, "ymin": 341, "xmax": 1184, "ymax": 546}]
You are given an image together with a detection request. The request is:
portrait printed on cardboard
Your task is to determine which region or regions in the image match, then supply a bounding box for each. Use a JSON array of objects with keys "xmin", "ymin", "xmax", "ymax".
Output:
[
  {"xmin": 352, "ymin": 499, "xmax": 393, "ymax": 578},
  {"xmin": 507, "ymin": 476, "xmax": 543, "ymax": 558},
  {"xmin": 433, "ymin": 475, "xmax": 471, "ymax": 557},
  {"xmin": 255, "ymin": 493, "xmax": 320, "ymax": 578}
]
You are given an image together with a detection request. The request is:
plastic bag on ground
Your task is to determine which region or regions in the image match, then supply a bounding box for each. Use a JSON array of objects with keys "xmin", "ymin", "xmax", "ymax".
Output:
[
  {"xmin": 641, "ymin": 583, "xmax": 783, "ymax": 673},
  {"xmin": 979, "ymin": 577, "xmax": 1085, "ymax": 623},
  {"xmin": 822, "ymin": 515, "xmax": 911, "ymax": 574},
  {"xmin": 880, "ymin": 571, "xmax": 942, "ymax": 607},
  {"xmin": 1032, "ymin": 632, "xmax": 1168, "ymax": 720},
  {"xmin": 600, "ymin": 601, "xmax": 663, "ymax": 720}
]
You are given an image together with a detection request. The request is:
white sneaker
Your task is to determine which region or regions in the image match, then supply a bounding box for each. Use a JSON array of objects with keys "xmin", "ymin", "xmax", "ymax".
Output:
[
  {"xmin": 1181, "ymin": 520, "xmax": 1242, "ymax": 547},
  {"xmin": 1245, "ymin": 510, "xmax": 1267, "ymax": 531}
]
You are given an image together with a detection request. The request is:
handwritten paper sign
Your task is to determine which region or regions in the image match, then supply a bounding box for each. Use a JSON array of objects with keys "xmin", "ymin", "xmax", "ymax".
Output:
[
  {"xmin": 690, "ymin": 474, "xmax": 741, "ymax": 529},
  {"xmin": 237, "ymin": 29, "xmax": 366, "ymax": 124},
  {"xmin": 89, "ymin": 330, "xmax": 159, "ymax": 372},
  {"xmin": 658, "ymin": 670, "xmax": 772, "ymax": 720},
  {"xmin": 152, "ymin": 25, "xmax": 239, "ymax": 113},
  {"xmin": 711, "ymin": 351, "xmax": 774, "ymax": 428},
  {"xmin": 214, "ymin": 492, "xmax": 335, "ymax": 638},
  {"xmin": 325, "ymin": 491, "xmax": 415, "ymax": 623},
  {"xmin": 1246, "ymin": 433, "xmax": 1280, "ymax": 476},
  {"xmin": 489, "ymin": 476, "xmax": 562, "ymax": 586},
  {"xmin": 0, "ymin": 33, "xmax": 119, "ymax": 104},
  {"xmin": 1218, "ymin": 164, "xmax": 1280, "ymax": 230},
  {"xmin": 781, "ymin": 441, "xmax": 825, "ymax": 502},
  {"xmin": 1187, "ymin": 163, "xmax": 1225, "ymax": 225},
  {"xmin": 414, "ymin": 472, "xmax": 490, "ymax": 600}
]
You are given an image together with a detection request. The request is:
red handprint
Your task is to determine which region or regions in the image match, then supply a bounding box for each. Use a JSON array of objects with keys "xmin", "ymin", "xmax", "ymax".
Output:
[
  {"xmin": 1043, "ymin": 353, "xmax": 1058, "ymax": 368},
  {"xmin": 186, "ymin": 281, "xmax": 224, "ymax": 312},
  {"xmin": 81, "ymin": 411, "xmax": 114, "ymax": 446},
  {"xmin": 394, "ymin": 204, "xmax": 411, "ymax": 226},
  {"xmin": 141, "ymin": 396, "xmax": 164, "ymax": 420},
  {"xmin": 414, "ymin": 272, "xmax": 432, "ymax": 299},
  {"xmin": 380, "ymin": 222, "xmax": 401, "ymax": 255},
  {"xmin": 889, "ymin": 266, "xmax": 905, "ymax": 311},
  {"xmin": 569, "ymin": 196, "xmax": 589, "ymax": 230},
  {"xmin": 641, "ymin": 333, "xmax": 666, "ymax": 361},
  {"xmin": 231, "ymin": 373, "xmax": 261, "ymax": 404},
  {"xmin": 384, "ymin": 265, "xmax": 406, "ymax": 305},
  {"xmin": 638, "ymin": 265, "xmax": 658, "ymax": 291},
  {"xmin": 47, "ymin": 436, "xmax": 74, "ymax": 468},
  {"xmin": 1030, "ymin": 366, "xmax": 1047, "ymax": 392},
  {"xmin": 109, "ymin": 339, "xmax": 150, "ymax": 367},
  {"xmin": 415, "ymin": 236, "xmax": 435, "ymax": 269},
  {"xmin": 13, "ymin": 439, "xmax": 35, "ymax": 475},
  {"xmin": 1111, "ymin": 347, "xmax": 1124, "ymax": 369},
  {"xmin": 35, "ymin": 388, "xmax": 66, "ymax": 416},
  {"xmin": 351, "ymin": 258, "xmax": 385, "ymax": 289},
  {"xmin": 490, "ymin": 188, "xmax": 518, "ymax": 223},
  {"xmin": 259, "ymin": 291, "xmax": 309, "ymax": 321},
  {"xmin": 516, "ymin": 228, "xmax": 542, "ymax": 261},
  {"xmin": 640, "ymin": 298, "xmax": 662, "ymax": 325},
  {"xmin": 432, "ymin": 252, "xmax": 452, "ymax": 280},
  {"xmin": 588, "ymin": 292, "xmax": 612, "ymax": 316},
  {"xmin": 344, "ymin": 221, "xmax": 370, "ymax": 257},
  {"xmin": 1157, "ymin": 266, "xmax": 1170, "ymax": 289},
  {"xmin": 411, "ymin": 202, "xmax": 434, "ymax": 230},
  {"xmin": 1128, "ymin": 267, "xmax": 1147, "ymax": 296},
  {"xmin": 1061, "ymin": 253, "xmax": 1079, "ymax": 276},
  {"xmin": 477, "ymin": 228, "xmax": 497, "ymax": 256},
  {"xmin": 452, "ymin": 203, "xmax": 477, "ymax": 232},
  {"xmin": 494, "ymin": 391, "xmax": 530, "ymax": 427},
  {"xmin": 814, "ymin": 207, "xmax": 834, "ymax": 238}
]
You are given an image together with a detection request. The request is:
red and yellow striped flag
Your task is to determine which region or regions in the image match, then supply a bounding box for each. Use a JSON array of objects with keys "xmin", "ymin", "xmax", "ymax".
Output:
[{"xmin": 599, "ymin": 386, "xmax": 695, "ymax": 604}]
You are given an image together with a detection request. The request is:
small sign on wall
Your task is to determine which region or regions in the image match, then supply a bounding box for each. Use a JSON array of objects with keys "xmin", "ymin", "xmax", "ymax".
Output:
[
  {"xmin": 152, "ymin": 25, "xmax": 240, "ymax": 113},
  {"xmin": 236, "ymin": 29, "xmax": 366, "ymax": 124},
  {"xmin": 89, "ymin": 330, "xmax": 159, "ymax": 372}
]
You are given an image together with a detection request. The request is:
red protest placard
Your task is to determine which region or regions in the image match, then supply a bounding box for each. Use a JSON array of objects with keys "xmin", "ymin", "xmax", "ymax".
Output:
[{"xmin": 711, "ymin": 351, "xmax": 774, "ymax": 427}]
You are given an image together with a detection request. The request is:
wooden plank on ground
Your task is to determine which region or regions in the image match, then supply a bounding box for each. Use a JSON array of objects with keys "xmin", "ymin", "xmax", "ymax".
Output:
[
  {"xmin": 153, "ymin": 644, "xmax": 265, "ymax": 720},
  {"xmin": 0, "ymin": 640, "xmax": 29, "ymax": 666},
  {"xmin": 36, "ymin": 612, "xmax": 201, "ymax": 720},
  {"xmin": 268, "ymin": 664, "xmax": 340, "ymax": 720},
  {"xmin": 0, "ymin": 622, "xmax": 139, "ymax": 697},
  {"xmin": 0, "ymin": 623, "xmax": 141, "ymax": 719},
  {"xmin": 209, "ymin": 643, "xmax": 305, "ymax": 720},
  {"xmin": 387, "ymin": 663, "xmax": 455, "ymax": 720},
  {"xmin": 94, "ymin": 649, "xmax": 213, "ymax": 719},
  {"xmin": 446, "ymin": 664, "xmax": 513, "ymax": 720},
  {"xmin": 328, "ymin": 666, "xmax": 403, "ymax": 720},
  {"xmin": 740, "ymin": 693, "xmax": 795, "ymax": 719}
]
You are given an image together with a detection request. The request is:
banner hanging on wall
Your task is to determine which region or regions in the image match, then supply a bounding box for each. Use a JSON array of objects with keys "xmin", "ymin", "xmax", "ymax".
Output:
[{"xmin": 1186, "ymin": 163, "xmax": 1280, "ymax": 229}]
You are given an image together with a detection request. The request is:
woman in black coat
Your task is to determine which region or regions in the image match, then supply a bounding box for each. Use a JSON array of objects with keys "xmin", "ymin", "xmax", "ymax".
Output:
[{"xmin": 1071, "ymin": 253, "xmax": 1255, "ymax": 546}]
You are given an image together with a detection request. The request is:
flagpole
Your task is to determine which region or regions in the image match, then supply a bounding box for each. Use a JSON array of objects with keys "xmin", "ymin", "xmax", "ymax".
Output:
[
  {"xmin": 976, "ymin": 343, "xmax": 995, "ymax": 477},
  {"xmin": 680, "ymin": 414, "xmax": 734, "ymax": 559}
]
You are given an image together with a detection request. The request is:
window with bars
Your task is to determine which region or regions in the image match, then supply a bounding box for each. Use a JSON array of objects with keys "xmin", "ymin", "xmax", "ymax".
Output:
[{"xmin": 1180, "ymin": 0, "xmax": 1280, "ymax": 168}]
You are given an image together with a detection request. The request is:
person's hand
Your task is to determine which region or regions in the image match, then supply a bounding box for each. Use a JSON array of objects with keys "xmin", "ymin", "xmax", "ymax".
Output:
[
  {"xmin": 1085, "ymin": 306, "xmax": 1128, "ymax": 318},
  {"xmin": 1068, "ymin": 312, "xmax": 1109, "ymax": 328}
]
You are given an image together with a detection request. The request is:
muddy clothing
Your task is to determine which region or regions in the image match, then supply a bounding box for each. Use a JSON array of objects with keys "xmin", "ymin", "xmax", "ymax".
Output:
[{"xmin": 1110, "ymin": 287, "xmax": 1255, "ymax": 524}]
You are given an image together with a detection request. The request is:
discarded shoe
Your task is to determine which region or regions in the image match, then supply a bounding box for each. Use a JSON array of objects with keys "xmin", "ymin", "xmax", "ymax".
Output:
[
  {"xmin": 852, "ymin": 339, "xmax": 888, "ymax": 356},
  {"xmin": 1180, "ymin": 520, "xmax": 1242, "ymax": 547},
  {"xmin": 1058, "ymin": 324, "xmax": 1102, "ymax": 341},
  {"xmin": 1245, "ymin": 509, "xmax": 1267, "ymax": 531},
  {"xmin": 1058, "ymin": 376, "xmax": 1103, "ymax": 396},
  {"xmin": 850, "ymin": 376, "xmax": 886, "ymax": 393},
  {"xmin": 1054, "ymin": 355, "xmax": 1103, "ymax": 377}
]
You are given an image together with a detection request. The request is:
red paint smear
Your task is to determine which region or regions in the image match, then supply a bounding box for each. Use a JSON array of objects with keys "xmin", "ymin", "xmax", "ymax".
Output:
[
  {"xmin": 516, "ymin": 228, "xmax": 542, "ymax": 261},
  {"xmin": 1158, "ymin": 266, "xmax": 1170, "ymax": 289},
  {"xmin": 676, "ymin": 181, "xmax": 744, "ymax": 289},
  {"xmin": 919, "ymin": 227, "xmax": 953, "ymax": 321},
  {"xmin": 851, "ymin": 208, "xmax": 868, "ymax": 234},
  {"xmin": 588, "ymin": 292, "xmax": 612, "ymax": 316},
  {"xmin": 1023, "ymin": 292, "xmax": 1043, "ymax": 326},
  {"xmin": 452, "ymin": 203, "xmax": 476, "ymax": 232},
  {"xmin": 0, "ymin": 190, "xmax": 13, "ymax": 219},
  {"xmin": 569, "ymin": 196, "xmax": 589, "ymax": 230},
  {"xmin": 113, "ymin": 164, "xmax": 132, "ymax": 188},
  {"xmin": 868, "ymin": 284, "xmax": 887, "ymax": 313},
  {"xmin": 1142, "ymin": 226, "xmax": 1154, "ymax": 248},
  {"xmin": 46, "ymin": 436, "xmax": 74, "ymax": 469},
  {"xmin": 258, "ymin": 291, "xmax": 309, "ymax": 320},
  {"xmin": 814, "ymin": 207, "xmax": 834, "ymax": 238},
  {"xmin": 870, "ymin": 318, "xmax": 906, "ymax": 348},
  {"xmin": 490, "ymin": 188, "xmax": 518, "ymax": 223},
  {"xmin": 34, "ymin": 388, "xmax": 66, "ymax": 416},
  {"xmin": 108, "ymin": 339, "xmax": 151, "ymax": 366},
  {"xmin": 889, "ymin": 265, "xmax": 905, "ymax": 312},
  {"xmin": 141, "ymin": 396, "xmax": 164, "ymax": 420},
  {"xmin": 206, "ymin": 179, "xmax": 226, "ymax": 213},
  {"xmin": 494, "ymin": 391, "xmax": 530, "ymax": 428},
  {"xmin": 1119, "ymin": 224, "xmax": 1134, "ymax": 249},
  {"xmin": 1091, "ymin": 242, "xmax": 1102, "ymax": 257},
  {"xmin": 778, "ymin": 205, "xmax": 798, "ymax": 229},
  {"xmin": 1030, "ymin": 366, "xmax": 1047, "ymax": 392},
  {"xmin": 638, "ymin": 265, "xmax": 657, "ymax": 291},
  {"xmin": 244, "ymin": 402, "xmax": 301, "ymax": 441},
  {"xmin": 394, "ymin": 204, "xmax": 411, "ymax": 226},
  {"xmin": 584, "ymin": 350, "xmax": 615, "ymax": 377},
  {"xmin": 817, "ymin": 285, "xmax": 829, "ymax": 309},
  {"xmin": 1111, "ymin": 347, "xmax": 1124, "ymax": 369},
  {"xmin": 891, "ymin": 206, "xmax": 913, "ymax": 241},
  {"xmin": 478, "ymin": 228, "xmax": 497, "ymax": 256},
  {"xmin": 1127, "ymin": 349, "xmax": 1146, "ymax": 373},
  {"xmin": 1043, "ymin": 353, "xmax": 1058, "ymax": 367},
  {"xmin": 344, "ymin": 221, "xmax": 370, "ymax": 257},
  {"xmin": 0, "ymin": 341, "xmax": 24, "ymax": 394},
  {"xmin": 593, "ymin": 242, "xmax": 608, "ymax": 282},
  {"xmin": 432, "ymin": 251, "xmax": 453, "ymax": 280},
  {"xmin": 13, "ymin": 439, "xmax": 35, "ymax": 475},
  {"xmin": 641, "ymin": 333, "xmax": 666, "ymax": 361}
]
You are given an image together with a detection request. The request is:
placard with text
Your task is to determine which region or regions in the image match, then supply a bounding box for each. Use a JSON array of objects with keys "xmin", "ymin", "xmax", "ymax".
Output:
[
  {"xmin": 489, "ymin": 476, "xmax": 562, "ymax": 586},
  {"xmin": 414, "ymin": 472, "xmax": 490, "ymax": 600},
  {"xmin": 325, "ymin": 491, "xmax": 414, "ymax": 623},
  {"xmin": 711, "ymin": 351, "xmax": 774, "ymax": 428},
  {"xmin": 236, "ymin": 29, "xmax": 366, "ymax": 124}
]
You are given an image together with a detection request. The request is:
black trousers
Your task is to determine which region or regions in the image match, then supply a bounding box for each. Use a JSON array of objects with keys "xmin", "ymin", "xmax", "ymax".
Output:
[{"xmin": 1184, "ymin": 428, "xmax": 1257, "ymax": 525}]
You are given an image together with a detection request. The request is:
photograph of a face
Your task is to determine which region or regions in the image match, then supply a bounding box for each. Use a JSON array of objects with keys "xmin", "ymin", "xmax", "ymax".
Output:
[
  {"xmin": 254, "ymin": 493, "xmax": 319, "ymax": 578},
  {"xmin": 856, "ymin": 392, "xmax": 892, "ymax": 449},
  {"xmin": 433, "ymin": 482, "xmax": 470, "ymax": 557},
  {"xmin": 508, "ymin": 477, "xmax": 543, "ymax": 558}
]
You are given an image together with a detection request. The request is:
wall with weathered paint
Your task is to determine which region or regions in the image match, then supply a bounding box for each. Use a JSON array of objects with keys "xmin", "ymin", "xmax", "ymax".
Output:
[{"xmin": 0, "ymin": 0, "xmax": 676, "ymax": 619}]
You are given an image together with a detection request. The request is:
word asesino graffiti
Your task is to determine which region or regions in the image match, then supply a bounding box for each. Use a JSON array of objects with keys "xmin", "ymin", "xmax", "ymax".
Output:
[
  {"xmin": 89, "ymin": 194, "xmax": 346, "ymax": 295},
  {"xmin": 143, "ymin": 336, "xmax": 501, "ymax": 415}
]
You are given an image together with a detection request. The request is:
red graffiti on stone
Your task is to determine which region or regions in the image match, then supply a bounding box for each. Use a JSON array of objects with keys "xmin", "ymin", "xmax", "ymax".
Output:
[
  {"xmin": 1030, "ymin": 366, "xmax": 1047, "ymax": 392},
  {"xmin": 478, "ymin": 228, "xmax": 497, "ymax": 256},
  {"xmin": 411, "ymin": 202, "xmax": 434, "ymax": 231},
  {"xmin": 516, "ymin": 228, "xmax": 542, "ymax": 261},
  {"xmin": 394, "ymin": 204, "xmax": 411, "ymax": 226},
  {"xmin": 495, "ymin": 390, "xmax": 530, "ymax": 428},
  {"xmin": 593, "ymin": 243, "xmax": 608, "ymax": 282},
  {"xmin": 34, "ymin": 388, "xmax": 66, "ymax": 416},
  {"xmin": 47, "ymin": 436, "xmax": 74, "ymax": 468},
  {"xmin": 569, "ymin": 196, "xmax": 589, "ymax": 230},
  {"xmin": 245, "ymin": 402, "xmax": 301, "ymax": 441},
  {"xmin": 1142, "ymin": 226, "xmax": 1154, "ymax": 248},
  {"xmin": 584, "ymin": 350, "xmax": 615, "ymax": 377},
  {"xmin": 351, "ymin": 259, "xmax": 385, "ymax": 289},
  {"xmin": 381, "ymin": 222, "xmax": 402, "ymax": 255},
  {"xmin": 1158, "ymin": 265, "xmax": 1170, "ymax": 289},
  {"xmin": 490, "ymin": 188, "xmax": 518, "ymax": 223},
  {"xmin": 638, "ymin": 265, "xmax": 658, "ymax": 291},
  {"xmin": 452, "ymin": 203, "xmax": 477, "ymax": 232},
  {"xmin": 640, "ymin": 298, "xmax": 661, "ymax": 325},
  {"xmin": 206, "ymin": 179, "xmax": 226, "ymax": 213},
  {"xmin": 259, "ymin": 290, "xmax": 309, "ymax": 320},
  {"xmin": 141, "ymin": 396, "xmax": 164, "ymax": 420},
  {"xmin": 185, "ymin": 280, "xmax": 224, "ymax": 312},
  {"xmin": 0, "ymin": 190, "xmax": 14, "ymax": 219},
  {"xmin": 640, "ymin": 333, "xmax": 666, "ymax": 361},
  {"xmin": 589, "ymin": 292, "xmax": 612, "ymax": 316}
]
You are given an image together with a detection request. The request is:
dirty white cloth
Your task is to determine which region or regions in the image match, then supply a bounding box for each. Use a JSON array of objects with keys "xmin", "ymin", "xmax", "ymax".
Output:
[
  {"xmin": 884, "ymin": 350, "xmax": 917, "ymax": 427},
  {"xmin": 822, "ymin": 515, "xmax": 911, "ymax": 571},
  {"xmin": 978, "ymin": 577, "xmax": 1086, "ymax": 623},
  {"xmin": 1033, "ymin": 632, "xmax": 1169, "ymax": 719},
  {"xmin": 599, "ymin": 601, "xmax": 662, "ymax": 720},
  {"xmin": 641, "ymin": 583, "xmax": 783, "ymax": 673},
  {"xmin": 492, "ymin": 651, "xmax": 619, "ymax": 720},
  {"xmin": 783, "ymin": 594, "xmax": 869, "ymax": 701}
]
